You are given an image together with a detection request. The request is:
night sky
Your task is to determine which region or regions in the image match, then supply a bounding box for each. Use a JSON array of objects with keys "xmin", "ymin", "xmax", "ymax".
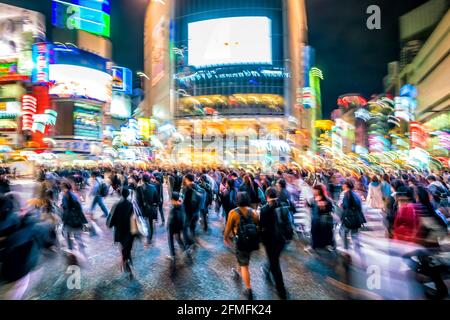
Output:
[{"xmin": 1, "ymin": 0, "xmax": 429, "ymax": 117}]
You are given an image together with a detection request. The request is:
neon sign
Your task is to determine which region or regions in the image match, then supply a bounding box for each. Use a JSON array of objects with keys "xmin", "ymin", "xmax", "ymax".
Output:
[{"xmin": 52, "ymin": 0, "xmax": 110, "ymax": 38}]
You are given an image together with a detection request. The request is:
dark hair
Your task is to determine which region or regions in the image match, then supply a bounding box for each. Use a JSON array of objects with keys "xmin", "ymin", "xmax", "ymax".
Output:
[
  {"xmin": 237, "ymin": 192, "xmax": 251, "ymax": 207},
  {"xmin": 416, "ymin": 185, "xmax": 435, "ymax": 215},
  {"xmin": 265, "ymin": 187, "xmax": 278, "ymax": 200},
  {"xmin": 313, "ymin": 184, "xmax": 327, "ymax": 198},
  {"xmin": 171, "ymin": 191, "xmax": 181, "ymax": 201},
  {"xmin": 382, "ymin": 174, "xmax": 390, "ymax": 183},
  {"xmin": 343, "ymin": 179, "xmax": 354, "ymax": 190},
  {"xmin": 61, "ymin": 181, "xmax": 72, "ymax": 191},
  {"xmin": 372, "ymin": 176, "xmax": 379, "ymax": 183},
  {"xmin": 185, "ymin": 173, "xmax": 195, "ymax": 182},
  {"xmin": 231, "ymin": 172, "xmax": 238, "ymax": 178},
  {"xmin": 396, "ymin": 186, "xmax": 414, "ymax": 200},
  {"xmin": 142, "ymin": 173, "xmax": 151, "ymax": 183},
  {"xmin": 427, "ymin": 175, "xmax": 436, "ymax": 182},
  {"xmin": 277, "ymin": 178, "xmax": 287, "ymax": 189},
  {"xmin": 226, "ymin": 178, "xmax": 235, "ymax": 189},
  {"xmin": 391, "ymin": 179, "xmax": 404, "ymax": 192},
  {"xmin": 121, "ymin": 188, "xmax": 130, "ymax": 199}
]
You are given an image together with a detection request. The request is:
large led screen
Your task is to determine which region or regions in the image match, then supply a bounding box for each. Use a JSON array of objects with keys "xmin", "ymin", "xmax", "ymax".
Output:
[
  {"xmin": 188, "ymin": 17, "xmax": 272, "ymax": 68},
  {"xmin": 52, "ymin": 0, "xmax": 110, "ymax": 38},
  {"xmin": 49, "ymin": 64, "xmax": 112, "ymax": 102}
]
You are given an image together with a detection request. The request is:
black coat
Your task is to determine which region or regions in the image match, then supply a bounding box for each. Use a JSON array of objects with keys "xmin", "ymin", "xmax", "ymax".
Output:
[
  {"xmin": 108, "ymin": 198, "xmax": 134, "ymax": 243},
  {"xmin": 259, "ymin": 202, "xmax": 285, "ymax": 248},
  {"xmin": 136, "ymin": 183, "xmax": 158, "ymax": 218},
  {"xmin": 0, "ymin": 215, "xmax": 47, "ymax": 282}
]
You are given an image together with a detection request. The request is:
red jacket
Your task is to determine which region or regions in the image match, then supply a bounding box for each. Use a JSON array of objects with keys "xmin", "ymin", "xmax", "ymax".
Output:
[{"xmin": 393, "ymin": 203, "xmax": 420, "ymax": 243}]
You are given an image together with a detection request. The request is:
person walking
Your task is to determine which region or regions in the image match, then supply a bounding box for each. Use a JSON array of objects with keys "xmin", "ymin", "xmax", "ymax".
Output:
[
  {"xmin": 61, "ymin": 181, "xmax": 88, "ymax": 256},
  {"xmin": 220, "ymin": 179, "xmax": 238, "ymax": 223},
  {"xmin": 259, "ymin": 187, "xmax": 287, "ymax": 299},
  {"xmin": 136, "ymin": 173, "xmax": 159, "ymax": 245},
  {"xmin": 166, "ymin": 192, "xmax": 187, "ymax": 261},
  {"xmin": 89, "ymin": 171, "xmax": 109, "ymax": 218},
  {"xmin": 107, "ymin": 188, "xmax": 136, "ymax": 279},
  {"xmin": 310, "ymin": 184, "xmax": 335, "ymax": 250},
  {"xmin": 366, "ymin": 176, "xmax": 385, "ymax": 209},
  {"xmin": 224, "ymin": 192, "xmax": 259, "ymax": 300},
  {"xmin": 181, "ymin": 173, "xmax": 202, "ymax": 248},
  {"xmin": 340, "ymin": 180, "xmax": 366, "ymax": 255}
]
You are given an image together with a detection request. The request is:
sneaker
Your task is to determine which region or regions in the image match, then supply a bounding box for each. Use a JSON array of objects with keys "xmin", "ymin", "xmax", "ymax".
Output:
[
  {"xmin": 245, "ymin": 288, "xmax": 254, "ymax": 300},
  {"xmin": 231, "ymin": 268, "xmax": 240, "ymax": 279}
]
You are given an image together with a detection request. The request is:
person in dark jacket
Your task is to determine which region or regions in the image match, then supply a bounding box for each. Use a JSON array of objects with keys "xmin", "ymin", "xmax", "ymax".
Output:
[
  {"xmin": 181, "ymin": 173, "xmax": 202, "ymax": 248},
  {"xmin": 136, "ymin": 173, "xmax": 158, "ymax": 245},
  {"xmin": 385, "ymin": 179, "xmax": 405, "ymax": 238},
  {"xmin": 199, "ymin": 175, "xmax": 213, "ymax": 232},
  {"xmin": 259, "ymin": 187, "xmax": 287, "ymax": 299},
  {"xmin": 152, "ymin": 172, "xmax": 165, "ymax": 226},
  {"xmin": 311, "ymin": 184, "xmax": 335, "ymax": 250},
  {"xmin": 0, "ymin": 194, "xmax": 49, "ymax": 299},
  {"xmin": 61, "ymin": 181, "xmax": 87, "ymax": 256},
  {"xmin": 220, "ymin": 179, "xmax": 238, "ymax": 223},
  {"xmin": 107, "ymin": 188, "xmax": 135, "ymax": 279},
  {"xmin": 340, "ymin": 180, "xmax": 366, "ymax": 255},
  {"xmin": 239, "ymin": 175, "xmax": 260, "ymax": 210},
  {"xmin": 166, "ymin": 192, "xmax": 187, "ymax": 261}
]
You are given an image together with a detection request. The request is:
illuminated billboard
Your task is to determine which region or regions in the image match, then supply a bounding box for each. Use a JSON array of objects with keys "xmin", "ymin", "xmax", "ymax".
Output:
[
  {"xmin": 111, "ymin": 66, "xmax": 132, "ymax": 95},
  {"xmin": 188, "ymin": 17, "xmax": 272, "ymax": 68},
  {"xmin": 49, "ymin": 64, "xmax": 112, "ymax": 102},
  {"xmin": 31, "ymin": 43, "xmax": 52, "ymax": 83},
  {"xmin": 52, "ymin": 0, "xmax": 110, "ymax": 38},
  {"xmin": 73, "ymin": 102, "xmax": 101, "ymax": 138},
  {"xmin": 110, "ymin": 93, "xmax": 132, "ymax": 119},
  {"xmin": 0, "ymin": 3, "xmax": 46, "ymax": 59}
]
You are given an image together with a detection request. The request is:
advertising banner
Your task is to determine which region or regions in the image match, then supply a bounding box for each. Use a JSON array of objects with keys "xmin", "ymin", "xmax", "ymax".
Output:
[{"xmin": 52, "ymin": 0, "xmax": 110, "ymax": 38}]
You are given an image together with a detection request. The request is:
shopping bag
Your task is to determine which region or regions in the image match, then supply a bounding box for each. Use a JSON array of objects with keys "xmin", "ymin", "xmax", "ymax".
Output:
[{"xmin": 130, "ymin": 201, "xmax": 148, "ymax": 237}]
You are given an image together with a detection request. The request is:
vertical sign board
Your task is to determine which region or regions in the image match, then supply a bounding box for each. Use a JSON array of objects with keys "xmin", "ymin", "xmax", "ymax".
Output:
[
  {"xmin": 32, "ymin": 43, "xmax": 52, "ymax": 83},
  {"xmin": 52, "ymin": 0, "xmax": 110, "ymax": 38}
]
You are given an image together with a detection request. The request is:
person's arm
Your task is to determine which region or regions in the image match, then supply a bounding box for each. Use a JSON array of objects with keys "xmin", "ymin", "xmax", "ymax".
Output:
[{"xmin": 224, "ymin": 210, "xmax": 237, "ymax": 244}]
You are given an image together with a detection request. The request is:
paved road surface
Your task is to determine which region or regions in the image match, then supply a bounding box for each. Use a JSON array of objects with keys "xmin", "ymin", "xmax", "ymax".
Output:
[{"xmin": 9, "ymin": 180, "xmax": 350, "ymax": 300}]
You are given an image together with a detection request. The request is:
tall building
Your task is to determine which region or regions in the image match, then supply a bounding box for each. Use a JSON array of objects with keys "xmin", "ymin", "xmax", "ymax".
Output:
[{"xmin": 144, "ymin": 0, "xmax": 310, "ymax": 166}]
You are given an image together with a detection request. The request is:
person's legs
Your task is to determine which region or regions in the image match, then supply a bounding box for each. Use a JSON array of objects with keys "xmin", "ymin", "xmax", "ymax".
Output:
[
  {"xmin": 146, "ymin": 217, "xmax": 154, "ymax": 243},
  {"xmin": 65, "ymin": 228, "xmax": 74, "ymax": 250},
  {"xmin": 175, "ymin": 232, "xmax": 185, "ymax": 252},
  {"xmin": 167, "ymin": 229, "xmax": 175, "ymax": 256},
  {"xmin": 240, "ymin": 266, "xmax": 251, "ymax": 289},
  {"xmin": 190, "ymin": 212, "xmax": 199, "ymax": 242},
  {"xmin": 266, "ymin": 245, "xmax": 286, "ymax": 296},
  {"xmin": 90, "ymin": 196, "xmax": 99, "ymax": 212},
  {"xmin": 342, "ymin": 227, "xmax": 350, "ymax": 250},
  {"xmin": 159, "ymin": 202, "xmax": 165, "ymax": 223},
  {"xmin": 97, "ymin": 197, "xmax": 109, "ymax": 217},
  {"xmin": 73, "ymin": 230, "xmax": 85, "ymax": 255},
  {"xmin": 201, "ymin": 209, "xmax": 208, "ymax": 231}
]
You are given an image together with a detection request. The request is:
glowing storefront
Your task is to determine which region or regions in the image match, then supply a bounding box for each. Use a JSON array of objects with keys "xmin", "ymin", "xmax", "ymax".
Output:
[{"xmin": 144, "ymin": 0, "xmax": 309, "ymax": 166}]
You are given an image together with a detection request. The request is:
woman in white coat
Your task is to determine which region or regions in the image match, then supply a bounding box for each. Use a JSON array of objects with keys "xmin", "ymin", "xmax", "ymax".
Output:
[{"xmin": 366, "ymin": 176, "xmax": 385, "ymax": 209}]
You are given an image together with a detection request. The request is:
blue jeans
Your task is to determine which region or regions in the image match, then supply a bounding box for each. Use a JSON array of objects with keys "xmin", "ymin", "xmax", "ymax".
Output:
[{"xmin": 91, "ymin": 195, "xmax": 109, "ymax": 217}]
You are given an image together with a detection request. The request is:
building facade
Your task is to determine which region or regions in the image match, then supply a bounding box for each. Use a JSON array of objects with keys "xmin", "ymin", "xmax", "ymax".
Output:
[{"xmin": 144, "ymin": 0, "xmax": 310, "ymax": 166}]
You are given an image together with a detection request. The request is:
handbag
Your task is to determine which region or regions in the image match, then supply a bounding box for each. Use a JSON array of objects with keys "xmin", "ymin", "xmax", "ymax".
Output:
[{"xmin": 131, "ymin": 198, "xmax": 148, "ymax": 237}]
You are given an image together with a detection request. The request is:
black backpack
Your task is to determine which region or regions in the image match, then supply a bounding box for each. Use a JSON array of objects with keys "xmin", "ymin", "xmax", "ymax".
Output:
[
  {"xmin": 275, "ymin": 204, "xmax": 295, "ymax": 241},
  {"xmin": 63, "ymin": 194, "xmax": 87, "ymax": 228},
  {"xmin": 190, "ymin": 185, "xmax": 204, "ymax": 211},
  {"xmin": 98, "ymin": 181, "xmax": 109, "ymax": 197},
  {"xmin": 235, "ymin": 208, "xmax": 260, "ymax": 252}
]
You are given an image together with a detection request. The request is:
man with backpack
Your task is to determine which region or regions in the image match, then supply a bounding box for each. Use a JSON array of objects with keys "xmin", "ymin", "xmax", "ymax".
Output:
[
  {"xmin": 224, "ymin": 192, "xmax": 259, "ymax": 300},
  {"xmin": 136, "ymin": 173, "xmax": 159, "ymax": 245},
  {"xmin": 427, "ymin": 175, "xmax": 450, "ymax": 209},
  {"xmin": 89, "ymin": 171, "xmax": 109, "ymax": 218},
  {"xmin": 260, "ymin": 187, "xmax": 290, "ymax": 299}
]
